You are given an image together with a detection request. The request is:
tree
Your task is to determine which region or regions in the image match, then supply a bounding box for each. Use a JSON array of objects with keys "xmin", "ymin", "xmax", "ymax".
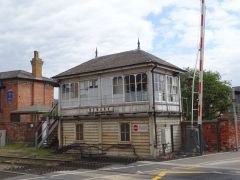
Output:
[{"xmin": 181, "ymin": 68, "xmax": 232, "ymax": 120}]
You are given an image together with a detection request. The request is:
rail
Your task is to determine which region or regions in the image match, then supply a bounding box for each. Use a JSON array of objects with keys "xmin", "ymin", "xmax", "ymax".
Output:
[{"xmin": 35, "ymin": 103, "xmax": 59, "ymax": 148}]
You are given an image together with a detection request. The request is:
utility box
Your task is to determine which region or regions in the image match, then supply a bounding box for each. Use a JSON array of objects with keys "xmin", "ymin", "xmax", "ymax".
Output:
[
  {"xmin": 184, "ymin": 127, "xmax": 199, "ymax": 153},
  {"xmin": 161, "ymin": 128, "xmax": 171, "ymax": 144},
  {"xmin": 0, "ymin": 130, "xmax": 6, "ymax": 147}
]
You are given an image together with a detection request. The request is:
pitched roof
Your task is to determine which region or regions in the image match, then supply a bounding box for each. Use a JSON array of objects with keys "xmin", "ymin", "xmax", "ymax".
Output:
[
  {"xmin": 11, "ymin": 104, "xmax": 52, "ymax": 114},
  {"xmin": 53, "ymin": 49, "xmax": 183, "ymax": 78},
  {"xmin": 0, "ymin": 70, "xmax": 58, "ymax": 85}
]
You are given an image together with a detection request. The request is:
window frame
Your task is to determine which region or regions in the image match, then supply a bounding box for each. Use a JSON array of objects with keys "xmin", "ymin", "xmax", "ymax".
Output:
[
  {"xmin": 62, "ymin": 83, "xmax": 70, "ymax": 100},
  {"xmin": 154, "ymin": 73, "xmax": 166, "ymax": 102},
  {"xmin": 89, "ymin": 79, "xmax": 98, "ymax": 88},
  {"xmin": 113, "ymin": 76, "xmax": 123, "ymax": 95},
  {"xmin": 124, "ymin": 73, "xmax": 148, "ymax": 102},
  {"xmin": 166, "ymin": 75, "xmax": 179, "ymax": 103},
  {"xmin": 119, "ymin": 122, "xmax": 131, "ymax": 143},
  {"xmin": 70, "ymin": 82, "xmax": 79, "ymax": 99},
  {"xmin": 79, "ymin": 81, "xmax": 89, "ymax": 98},
  {"xmin": 75, "ymin": 123, "xmax": 84, "ymax": 141}
]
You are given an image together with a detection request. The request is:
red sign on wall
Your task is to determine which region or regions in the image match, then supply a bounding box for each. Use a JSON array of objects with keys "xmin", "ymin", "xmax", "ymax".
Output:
[{"xmin": 133, "ymin": 124, "xmax": 139, "ymax": 132}]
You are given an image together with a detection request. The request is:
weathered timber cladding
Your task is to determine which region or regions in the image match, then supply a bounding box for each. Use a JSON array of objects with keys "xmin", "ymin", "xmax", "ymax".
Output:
[
  {"xmin": 61, "ymin": 117, "xmax": 151, "ymax": 157},
  {"xmin": 155, "ymin": 117, "xmax": 181, "ymax": 155}
]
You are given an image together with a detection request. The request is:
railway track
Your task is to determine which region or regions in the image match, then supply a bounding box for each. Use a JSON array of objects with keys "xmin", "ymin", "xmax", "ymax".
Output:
[{"xmin": 0, "ymin": 155, "xmax": 110, "ymax": 175}]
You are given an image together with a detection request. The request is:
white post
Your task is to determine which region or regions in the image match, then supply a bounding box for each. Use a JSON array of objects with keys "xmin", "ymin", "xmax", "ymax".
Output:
[
  {"xmin": 198, "ymin": 0, "xmax": 206, "ymax": 125},
  {"xmin": 197, "ymin": 0, "xmax": 206, "ymax": 154}
]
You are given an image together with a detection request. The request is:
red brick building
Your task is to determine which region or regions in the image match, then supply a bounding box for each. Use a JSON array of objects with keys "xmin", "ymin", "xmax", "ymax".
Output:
[{"xmin": 0, "ymin": 51, "xmax": 57, "ymax": 142}]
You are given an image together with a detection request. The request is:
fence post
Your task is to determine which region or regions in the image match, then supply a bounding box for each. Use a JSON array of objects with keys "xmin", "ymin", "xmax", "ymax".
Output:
[
  {"xmin": 216, "ymin": 120, "xmax": 220, "ymax": 152},
  {"xmin": 170, "ymin": 124, "xmax": 174, "ymax": 152}
]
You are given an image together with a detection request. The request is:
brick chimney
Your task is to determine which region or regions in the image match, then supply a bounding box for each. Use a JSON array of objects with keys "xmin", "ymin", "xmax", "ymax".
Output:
[{"xmin": 31, "ymin": 51, "xmax": 43, "ymax": 78}]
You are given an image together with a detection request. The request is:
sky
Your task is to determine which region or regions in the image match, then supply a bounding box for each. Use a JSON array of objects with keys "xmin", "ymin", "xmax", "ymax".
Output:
[{"xmin": 0, "ymin": 0, "xmax": 239, "ymax": 86}]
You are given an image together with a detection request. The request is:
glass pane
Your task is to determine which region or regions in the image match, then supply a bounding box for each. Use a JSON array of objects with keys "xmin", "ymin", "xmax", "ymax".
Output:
[
  {"xmin": 120, "ymin": 123, "xmax": 130, "ymax": 141},
  {"xmin": 118, "ymin": 77, "xmax": 123, "ymax": 85},
  {"xmin": 126, "ymin": 133, "xmax": 130, "ymax": 141},
  {"xmin": 121, "ymin": 133, "xmax": 125, "ymax": 141},
  {"xmin": 136, "ymin": 74, "xmax": 141, "ymax": 83},
  {"xmin": 126, "ymin": 123, "xmax": 130, "ymax": 132},
  {"xmin": 125, "ymin": 76, "xmax": 129, "ymax": 84},
  {"xmin": 130, "ymin": 84, "xmax": 135, "ymax": 92},
  {"xmin": 130, "ymin": 75, "xmax": 135, "ymax": 84},
  {"xmin": 137, "ymin": 83, "xmax": 142, "ymax": 91},
  {"xmin": 125, "ymin": 84, "xmax": 130, "ymax": 92},
  {"xmin": 62, "ymin": 84, "xmax": 66, "ymax": 93},
  {"xmin": 142, "ymin": 73, "xmax": 147, "ymax": 83},
  {"xmin": 142, "ymin": 83, "xmax": 147, "ymax": 91},
  {"xmin": 121, "ymin": 123, "xmax": 125, "ymax": 132},
  {"xmin": 113, "ymin": 77, "xmax": 117, "ymax": 86},
  {"xmin": 70, "ymin": 83, "xmax": 74, "ymax": 92},
  {"xmin": 76, "ymin": 124, "xmax": 83, "ymax": 140}
]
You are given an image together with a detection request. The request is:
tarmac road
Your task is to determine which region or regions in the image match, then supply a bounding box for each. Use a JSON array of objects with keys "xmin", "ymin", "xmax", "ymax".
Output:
[{"xmin": 5, "ymin": 151, "xmax": 240, "ymax": 180}]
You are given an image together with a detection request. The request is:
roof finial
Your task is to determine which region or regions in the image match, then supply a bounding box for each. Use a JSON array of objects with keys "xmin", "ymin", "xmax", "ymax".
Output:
[
  {"xmin": 137, "ymin": 38, "xmax": 140, "ymax": 50},
  {"xmin": 95, "ymin": 47, "xmax": 98, "ymax": 58}
]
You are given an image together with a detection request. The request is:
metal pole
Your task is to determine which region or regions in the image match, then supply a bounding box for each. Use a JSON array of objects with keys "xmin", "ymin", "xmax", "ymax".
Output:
[
  {"xmin": 151, "ymin": 64, "xmax": 158, "ymax": 147},
  {"xmin": 197, "ymin": 0, "xmax": 206, "ymax": 155},
  {"xmin": 191, "ymin": 51, "xmax": 199, "ymax": 129},
  {"xmin": 232, "ymin": 87, "xmax": 239, "ymax": 151}
]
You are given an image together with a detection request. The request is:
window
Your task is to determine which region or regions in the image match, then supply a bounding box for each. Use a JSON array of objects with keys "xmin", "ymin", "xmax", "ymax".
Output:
[
  {"xmin": 154, "ymin": 74, "xmax": 166, "ymax": 101},
  {"xmin": 89, "ymin": 79, "xmax": 98, "ymax": 88},
  {"xmin": 113, "ymin": 76, "xmax": 123, "ymax": 94},
  {"xmin": 120, "ymin": 123, "xmax": 130, "ymax": 142},
  {"xmin": 136, "ymin": 73, "xmax": 148, "ymax": 101},
  {"xmin": 62, "ymin": 83, "xmax": 79, "ymax": 100},
  {"xmin": 80, "ymin": 81, "xmax": 88, "ymax": 98},
  {"xmin": 167, "ymin": 76, "xmax": 178, "ymax": 102},
  {"xmin": 62, "ymin": 84, "xmax": 70, "ymax": 100},
  {"xmin": 76, "ymin": 124, "xmax": 83, "ymax": 141},
  {"xmin": 125, "ymin": 75, "xmax": 136, "ymax": 102},
  {"xmin": 125, "ymin": 73, "xmax": 148, "ymax": 102},
  {"xmin": 70, "ymin": 83, "xmax": 79, "ymax": 98}
]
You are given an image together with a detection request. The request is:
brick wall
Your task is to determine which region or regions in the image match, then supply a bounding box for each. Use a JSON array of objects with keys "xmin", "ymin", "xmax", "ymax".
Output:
[
  {"xmin": 204, "ymin": 119, "xmax": 240, "ymax": 151},
  {"xmin": 0, "ymin": 80, "xmax": 54, "ymax": 123},
  {"xmin": 1, "ymin": 80, "xmax": 18, "ymax": 121},
  {"xmin": 0, "ymin": 122, "xmax": 36, "ymax": 144},
  {"xmin": 182, "ymin": 118, "xmax": 240, "ymax": 152}
]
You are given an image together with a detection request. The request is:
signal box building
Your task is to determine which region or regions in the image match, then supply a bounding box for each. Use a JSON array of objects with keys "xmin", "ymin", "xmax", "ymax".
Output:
[{"xmin": 53, "ymin": 46, "xmax": 184, "ymax": 158}]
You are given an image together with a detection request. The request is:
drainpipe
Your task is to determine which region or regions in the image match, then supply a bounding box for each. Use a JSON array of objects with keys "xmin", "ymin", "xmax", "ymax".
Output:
[{"xmin": 151, "ymin": 64, "xmax": 158, "ymax": 147}]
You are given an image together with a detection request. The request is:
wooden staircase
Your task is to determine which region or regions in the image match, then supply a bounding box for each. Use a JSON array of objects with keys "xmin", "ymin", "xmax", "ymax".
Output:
[{"xmin": 35, "ymin": 104, "xmax": 59, "ymax": 148}]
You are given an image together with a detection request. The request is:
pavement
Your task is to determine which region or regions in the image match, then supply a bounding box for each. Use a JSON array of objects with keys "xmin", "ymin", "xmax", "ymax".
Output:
[{"xmin": 4, "ymin": 151, "xmax": 240, "ymax": 180}]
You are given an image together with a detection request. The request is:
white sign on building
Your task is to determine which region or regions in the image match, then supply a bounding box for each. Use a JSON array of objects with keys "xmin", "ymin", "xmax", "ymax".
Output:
[{"xmin": 132, "ymin": 124, "xmax": 148, "ymax": 132}]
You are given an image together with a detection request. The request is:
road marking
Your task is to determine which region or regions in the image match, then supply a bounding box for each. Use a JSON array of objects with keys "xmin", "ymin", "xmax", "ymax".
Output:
[
  {"xmin": 152, "ymin": 170, "xmax": 206, "ymax": 180},
  {"xmin": 152, "ymin": 171, "xmax": 167, "ymax": 180}
]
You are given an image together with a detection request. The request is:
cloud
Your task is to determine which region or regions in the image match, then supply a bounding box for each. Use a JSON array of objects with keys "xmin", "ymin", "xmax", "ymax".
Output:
[
  {"xmin": 151, "ymin": 0, "xmax": 240, "ymax": 86},
  {"xmin": 0, "ymin": 0, "xmax": 239, "ymax": 87},
  {"xmin": 0, "ymin": 0, "xmax": 175, "ymax": 75}
]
